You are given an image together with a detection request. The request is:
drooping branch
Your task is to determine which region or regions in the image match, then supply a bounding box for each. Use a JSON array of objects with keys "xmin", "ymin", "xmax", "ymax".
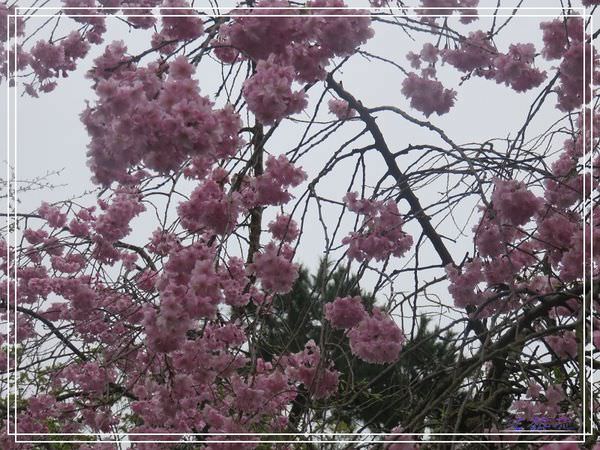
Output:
[
  {"xmin": 247, "ymin": 121, "xmax": 265, "ymax": 264},
  {"xmin": 326, "ymin": 74, "xmax": 488, "ymax": 341},
  {"xmin": 2, "ymin": 302, "xmax": 88, "ymax": 362}
]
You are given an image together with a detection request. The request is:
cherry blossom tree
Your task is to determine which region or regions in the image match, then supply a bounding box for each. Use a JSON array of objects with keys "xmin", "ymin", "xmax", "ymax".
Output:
[{"xmin": 1, "ymin": 0, "xmax": 599, "ymax": 448}]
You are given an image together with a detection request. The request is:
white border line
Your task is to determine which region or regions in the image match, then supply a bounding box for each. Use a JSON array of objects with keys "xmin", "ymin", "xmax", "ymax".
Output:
[
  {"xmin": 11, "ymin": 6, "xmax": 589, "ymax": 9},
  {"xmin": 6, "ymin": 5, "xmax": 593, "ymax": 445},
  {"xmin": 4, "ymin": 6, "xmax": 10, "ymax": 438},
  {"xmin": 12, "ymin": 7, "xmax": 18, "ymax": 439},
  {"xmin": 5, "ymin": 4, "xmax": 594, "ymax": 445},
  {"xmin": 581, "ymin": 6, "xmax": 586, "ymax": 438},
  {"xmin": 582, "ymin": 8, "xmax": 586, "ymax": 438},
  {"xmin": 591, "ymin": 10, "xmax": 596, "ymax": 436}
]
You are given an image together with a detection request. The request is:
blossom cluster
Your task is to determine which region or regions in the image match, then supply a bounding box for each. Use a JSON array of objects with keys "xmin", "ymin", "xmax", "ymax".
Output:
[
  {"xmin": 268, "ymin": 214, "xmax": 300, "ymax": 242},
  {"xmin": 539, "ymin": 18, "xmax": 599, "ymax": 111},
  {"xmin": 328, "ymin": 98, "xmax": 357, "ymax": 120},
  {"xmin": 247, "ymin": 155, "xmax": 308, "ymax": 207},
  {"xmin": 404, "ymin": 25, "xmax": 557, "ymax": 117},
  {"xmin": 325, "ymin": 297, "xmax": 405, "ymax": 364},
  {"xmin": 415, "ymin": 0, "xmax": 479, "ymax": 24},
  {"xmin": 242, "ymin": 57, "xmax": 308, "ymax": 125},
  {"xmin": 286, "ymin": 340, "xmax": 340, "ymax": 399},
  {"xmin": 144, "ymin": 242, "xmax": 225, "ymax": 352},
  {"xmin": 401, "ymin": 73, "xmax": 457, "ymax": 117},
  {"xmin": 490, "ymin": 178, "xmax": 544, "ymax": 226},
  {"xmin": 82, "ymin": 52, "xmax": 242, "ymax": 185},
  {"xmin": 177, "ymin": 169, "xmax": 241, "ymax": 235},
  {"xmin": 447, "ymin": 109, "xmax": 599, "ymax": 321},
  {"xmin": 4, "ymin": 2, "xmax": 598, "ymax": 444},
  {"xmin": 324, "ymin": 295, "xmax": 366, "ymax": 329},
  {"xmin": 215, "ymin": 0, "xmax": 374, "ymax": 123},
  {"xmin": 3, "ymin": 0, "xmax": 206, "ymax": 95},
  {"xmin": 250, "ymin": 242, "xmax": 299, "ymax": 294},
  {"xmin": 342, "ymin": 192, "xmax": 413, "ymax": 262},
  {"xmin": 511, "ymin": 383, "xmax": 567, "ymax": 421},
  {"xmin": 440, "ymin": 33, "xmax": 547, "ymax": 93},
  {"xmin": 94, "ymin": 188, "xmax": 146, "ymax": 242},
  {"xmin": 348, "ymin": 308, "xmax": 405, "ymax": 364}
]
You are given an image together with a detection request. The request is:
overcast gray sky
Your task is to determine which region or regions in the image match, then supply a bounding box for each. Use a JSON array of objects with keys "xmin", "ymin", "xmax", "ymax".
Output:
[{"xmin": 3, "ymin": 0, "xmax": 589, "ymax": 335}]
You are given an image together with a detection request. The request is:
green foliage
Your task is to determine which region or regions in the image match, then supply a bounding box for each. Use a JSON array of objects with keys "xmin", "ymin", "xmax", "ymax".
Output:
[
  {"xmin": 255, "ymin": 258, "xmax": 461, "ymax": 433},
  {"xmin": 336, "ymin": 314, "xmax": 460, "ymax": 432},
  {"xmin": 256, "ymin": 259, "xmax": 374, "ymax": 358},
  {"xmin": 39, "ymin": 418, "xmax": 95, "ymax": 450}
]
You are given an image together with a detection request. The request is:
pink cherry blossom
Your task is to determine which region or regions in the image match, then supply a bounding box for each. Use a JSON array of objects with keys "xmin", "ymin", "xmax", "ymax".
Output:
[
  {"xmin": 540, "ymin": 18, "xmax": 584, "ymax": 61},
  {"xmin": 401, "ymin": 73, "xmax": 456, "ymax": 117},
  {"xmin": 446, "ymin": 258, "xmax": 484, "ymax": 308},
  {"xmin": 325, "ymin": 296, "xmax": 367, "ymax": 329},
  {"xmin": 218, "ymin": 0, "xmax": 373, "ymax": 83},
  {"xmin": 83, "ymin": 52, "xmax": 242, "ymax": 185},
  {"xmin": 23, "ymin": 228, "xmax": 48, "ymax": 245},
  {"xmin": 307, "ymin": 1, "xmax": 374, "ymax": 56},
  {"xmin": 348, "ymin": 308, "xmax": 405, "ymax": 364},
  {"xmin": 286, "ymin": 339, "xmax": 339, "ymax": 399},
  {"xmin": 250, "ymin": 242, "xmax": 299, "ymax": 294},
  {"xmin": 159, "ymin": 0, "xmax": 204, "ymax": 41},
  {"xmin": 491, "ymin": 178, "xmax": 544, "ymax": 226},
  {"xmin": 492, "ymin": 43, "xmax": 546, "ymax": 92},
  {"xmin": 178, "ymin": 173, "xmax": 241, "ymax": 235},
  {"xmin": 544, "ymin": 331, "xmax": 578, "ymax": 360},
  {"xmin": 221, "ymin": 257, "xmax": 251, "ymax": 307},
  {"xmin": 38, "ymin": 202, "xmax": 67, "ymax": 228},
  {"xmin": 328, "ymin": 98, "xmax": 356, "ymax": 120},
  {"xmin": 147, "ymin": 229, "xmax": 181, "ymax": 256},
  {"xmin": 554, "ymin": 42, "xmax": 597, "ymax": 112},
  {"xmin": 242, "ymin": 56, "xmax": 307, "ymax": 125},
  {"xmin": 473, "ymin": 211, "xmax": 518, "ymax": 258},
  {"xmin": 249, "ymin": 155, "xmax": 307, "ymax": 206},
  {"xmin": 343, "ymin": 194, "xmax": 413, "ymax": 262},
  {"xmin": 268, "ymin": 214, "xmax": 300, "ymax": 242},
  {"xmin": 535, "ymin": 210, "xmax": 578, "ymax": 266},
  {"xmin": 442, "ymin": 31, "xmax": 495, "ymax": 73},
  {"xmin": 94, "ymin": 189, "xmax": 145, "ymax": 242}
]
